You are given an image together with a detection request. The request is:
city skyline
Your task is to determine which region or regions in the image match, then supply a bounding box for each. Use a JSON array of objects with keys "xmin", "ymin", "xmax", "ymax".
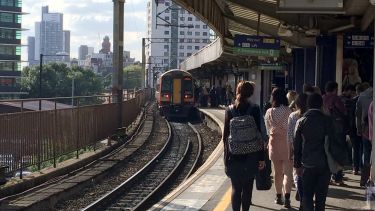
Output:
[{"xmin": 21, "ymin": 0, "xmax": 147, "ymax": 64}]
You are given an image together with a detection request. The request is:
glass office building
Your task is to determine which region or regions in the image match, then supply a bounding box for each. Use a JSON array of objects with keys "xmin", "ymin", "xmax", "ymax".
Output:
[{"xmin": 0, "ymin": 0, "xmax": 25, "ymax": 98}]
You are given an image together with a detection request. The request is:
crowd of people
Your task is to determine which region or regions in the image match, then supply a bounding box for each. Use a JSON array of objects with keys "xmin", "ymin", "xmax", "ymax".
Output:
[
  {"xmin": 195, "ymin": 83, "xmax": 235, "ymax": 107},
  {"xmin": 222, "ymin": 80, "xmax": 374, "ymax": 211}
]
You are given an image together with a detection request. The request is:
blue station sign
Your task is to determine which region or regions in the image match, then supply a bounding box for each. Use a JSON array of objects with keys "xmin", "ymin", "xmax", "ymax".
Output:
[
  {"xmin": 234, "ymin": 35, "xmax": 281, "ymax": 57},
  {"xmin": 344, "ymin": 33, "xmax": 374, "ymax": 48}
]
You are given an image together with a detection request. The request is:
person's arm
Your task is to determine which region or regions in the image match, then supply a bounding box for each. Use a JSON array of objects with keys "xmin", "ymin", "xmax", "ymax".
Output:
[
  {"xmin": 251, "ymin": 105, "xmax": 265, "ymax": 161},
  {"xmin": 293, "ymin": 119, "xmax": 303, "ymax": 168},
  {"xmin": 356, "ymin": 98, "xmax": 362, "ymax": 135},
  {"xmin": 223, "ymin": 107, "xmax": 232, "ymax": 166},
  {"xmin": 287, "ymin": 114, "xmax": 295, "ymax": 144},
  {"xmin": 264, "ymin": 109, "xmax": 271, "ymax": 136}
]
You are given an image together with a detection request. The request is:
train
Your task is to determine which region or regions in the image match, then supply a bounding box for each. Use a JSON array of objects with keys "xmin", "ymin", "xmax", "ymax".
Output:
[{"xmin": 156, "ymin": 69, "xmax": 195, "ymax": 119}]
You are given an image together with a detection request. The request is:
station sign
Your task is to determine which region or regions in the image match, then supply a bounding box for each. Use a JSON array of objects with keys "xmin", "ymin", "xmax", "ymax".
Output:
[
  {"xmin": 234, "ymin": 35, "xmax": 281, "ymax": 57},
  {"xmin": 257, "ymin": 63, "xmax": 284, "ymax": 71},
  {"xmin": 344, "ymin": 33, "xmax": 374, "ymax": 48}
]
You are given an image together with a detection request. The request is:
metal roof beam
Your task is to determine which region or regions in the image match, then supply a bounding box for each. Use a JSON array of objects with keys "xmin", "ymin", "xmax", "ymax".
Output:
[
  {"xmin": 361, "ymin": 5, "xmax": 375, "ymax": 31},
  {"xmin": 226, "ymin": 0, "xmax": 305, "ymax": 27},
  {"xmin": 228, "ymin": 16, "xmax": 315, "ymax": 47}
]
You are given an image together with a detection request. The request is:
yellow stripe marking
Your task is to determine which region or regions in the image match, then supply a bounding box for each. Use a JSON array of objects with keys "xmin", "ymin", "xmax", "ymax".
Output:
[{"xmin": 213, "ymin": 187, "xmax": 232, "ymax": 211}]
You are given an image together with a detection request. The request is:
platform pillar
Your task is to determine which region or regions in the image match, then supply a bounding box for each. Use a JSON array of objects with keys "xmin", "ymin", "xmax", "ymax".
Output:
[{"xmin": 336, "ymin": 34, "xmax": 343, "ymax": 94}]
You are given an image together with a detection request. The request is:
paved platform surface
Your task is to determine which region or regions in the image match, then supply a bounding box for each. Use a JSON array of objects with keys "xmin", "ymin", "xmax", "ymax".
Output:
[{"xmin": 159, "ymin": 108, "xmax": 368, "ymax": 211}]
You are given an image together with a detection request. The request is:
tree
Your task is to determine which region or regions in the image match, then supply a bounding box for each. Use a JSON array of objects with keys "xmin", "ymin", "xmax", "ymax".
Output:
[
  {"xmin": 21, "ymin": 63, "xmax": 105, "ymax": 105},
  {"xmin": 123, "ymin": 65, "xmax": 143, "ymax": 89}
]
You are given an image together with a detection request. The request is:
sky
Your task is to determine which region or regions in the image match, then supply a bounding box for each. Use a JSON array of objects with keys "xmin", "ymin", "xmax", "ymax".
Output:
[{"xmin": 21, "ymin": 0, "xmax": 148, "ymax": 63}]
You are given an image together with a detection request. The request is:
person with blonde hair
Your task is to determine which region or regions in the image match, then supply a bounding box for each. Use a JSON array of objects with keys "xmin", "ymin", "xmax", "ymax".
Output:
[
  {"xmin": 287, "ymin": 90, "xmax": 297, "ymax": 111},
  {"xmin": 343, "ymin": 65, "xmax": 362, "ymax": 87}
]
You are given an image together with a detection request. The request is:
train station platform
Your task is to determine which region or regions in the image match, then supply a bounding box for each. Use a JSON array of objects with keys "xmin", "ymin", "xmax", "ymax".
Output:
[{"xmin": 154, "ymin": 108, "xmax": 368, "ymax": 211}]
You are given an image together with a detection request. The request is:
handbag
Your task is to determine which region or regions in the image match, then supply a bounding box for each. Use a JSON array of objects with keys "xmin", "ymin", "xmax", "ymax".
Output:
[{"xmin": 256, "ymin": 153, "xmax": 272, "ymax": 190}]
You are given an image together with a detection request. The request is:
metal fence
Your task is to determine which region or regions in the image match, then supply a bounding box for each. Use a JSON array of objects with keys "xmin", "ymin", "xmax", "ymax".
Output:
[{"xmin": 0, "ymin": 88, "xmax": 152, "ymax": 176}]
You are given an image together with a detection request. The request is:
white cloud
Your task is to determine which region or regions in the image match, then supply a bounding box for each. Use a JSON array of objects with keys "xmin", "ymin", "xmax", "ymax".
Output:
[{"xmin": 21, "ymin": 0, "xmax": 147, "ymax": 64}]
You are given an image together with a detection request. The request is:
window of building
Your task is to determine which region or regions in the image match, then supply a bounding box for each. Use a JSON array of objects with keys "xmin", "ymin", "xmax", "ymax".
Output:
[
  {"xmin": 0, "ymin": 13, "xmax": 13, "ymax": 23},
  {"xmin": 195, "ymin": 46, "xmax": 199, "ymax": 50},
  {"xmin": 179, "ymin": 45, "xmax": 184, "ymax": 49},
  {"xmin": 179, "ymin": 59, "xmax": 184, "ymax": 63},
  {"xmin": 164, "ymin": 45, "xmax": 169, "ymax": 49},
  {"xmin": 165, "ymin": 9, "xmax": 170, "ymax": 13},
  {"xmin": 187, "ymin": 46, "xmax": 192, "ymax": 50},
  {"xmin": 187, "ymin": 17, "xmax": 192, "ymax": 21},
  {"xmin": 0, "ymin": 62, "xmax": 13, "ymax": 71},
  {"xmin": 163, "ymin": 59, "xmax": 169, "ymax": 64},
  {"xmin": 165, "ymin": 2, "xmax": 170, "ymax": 6},
  {"xmin": 187, "ymin": 39, "xmax": 192, "ymax": 43},
  {"xmin": 0, "ymin": 29, "xmax": 13, "ymax": 39},
  {"xmin": 180, "ymin": 17, "xmax": 185, "ymax": 21},
  {"xmin": 195, "ymin": 39, "xmax": 200, "ymax": 43},
  {"xmin": 187, "ymin": 53, "xmax": 192, "ymax": 56},
  {"xmin": 0, "ymin": 46, "xmax": 15, "ymax": 55},
  {"xmin": 164, "ymin": 38, "xmax": 169, "ymax": 42},
  {"xmin": 195, "ymin": 25, "xmax": 200, "ymax": 29},
  {"xmin": 180, "ymin": 9, "xmax": 185, "ymax": 14},
  {"xmin": 203, "ymin": 25, "xmax": 208, "ymax": 29},
  {"xmin": 164, "ymin": 30, "xmax": 169, "ymax": 35},
  {"xmin": 203, "ymin": 32, "xmax": 208, "ymax": 36},
  {"xmin": 164, "ymin": 52, "xmax": 168, "ymax": 56},
  {"xmin": 203, "ymin": 39, "xmax": 210, "ymax": 43},
  {"xmin": 179, "ymin": 52, "xmax": 184, "ymax": 57},
  {"xmin": 188, "ymin": 24, "xmax": 193, "ymax": 28},
  {"xmin": 195, "ymin": 32, "xmax": 200, "ymax": 36},
  {"xmin": 179, "ymin": 38, "xmax": 184, "ymax": 43},
  {"xmin": 187, "ymin": 31, "xmax": 192, "ymax": 36},
  {"xmin": 165, "ymin": 16, "xmax": 170, "ymax": 21},
  {"xmin": 180, "ymin": 31, "xmax": 185, "ymax": 35}
]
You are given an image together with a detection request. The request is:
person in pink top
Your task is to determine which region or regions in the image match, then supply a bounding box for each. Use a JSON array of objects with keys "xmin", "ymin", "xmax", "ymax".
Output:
[{"xmin": 265, "ymin": 88, "xmax": 293, "ymax": 208}]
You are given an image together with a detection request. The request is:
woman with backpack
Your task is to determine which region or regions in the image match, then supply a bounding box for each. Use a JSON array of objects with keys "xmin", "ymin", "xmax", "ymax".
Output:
[
  {"xmin": 223, "ymin": 81, "xmax": 266, "ymax": 211},
  {"xmin": 265, "ymin": 88, "xmax": 293, "ymax": 208}
]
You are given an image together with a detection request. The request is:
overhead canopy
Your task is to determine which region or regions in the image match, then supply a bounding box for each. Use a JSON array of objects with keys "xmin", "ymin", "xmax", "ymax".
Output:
[{"xmin": 174, "ymin": 0, "xmax": 374, "ymax": 70}]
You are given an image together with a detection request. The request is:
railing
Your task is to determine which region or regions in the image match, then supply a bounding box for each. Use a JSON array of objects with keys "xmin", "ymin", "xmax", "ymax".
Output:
[{"xmin": 0, "ymin": 88, "xmax": 152, "ymax": 177}]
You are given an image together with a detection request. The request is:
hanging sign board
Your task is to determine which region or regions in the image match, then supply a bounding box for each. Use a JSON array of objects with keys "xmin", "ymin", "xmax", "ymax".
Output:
[
  {"xmin": 234, "ymin": 35, "xmax": 281, "ymax": 57},
  {"xmin": 344, "ymin": 33, "xmax": 374, "ymax": 48}
]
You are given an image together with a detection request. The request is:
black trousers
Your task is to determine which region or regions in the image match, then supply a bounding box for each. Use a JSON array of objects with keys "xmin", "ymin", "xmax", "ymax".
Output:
[
  {"xmin": 230, "ymin": 176, "xmax": 255, "ymax": 211},
  {"xmin": 302, "ymin": 167, "xmax": 331, "ymax": 211}
]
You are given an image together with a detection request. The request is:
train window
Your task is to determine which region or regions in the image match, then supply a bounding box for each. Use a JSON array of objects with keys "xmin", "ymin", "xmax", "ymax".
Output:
[
  {"xmin": 161, "ymin": 76, "xmax": 172, "ymax": 92},
  {"xmin": 183, "ymin": 77, "xmax": 193, "ymax": 94}
]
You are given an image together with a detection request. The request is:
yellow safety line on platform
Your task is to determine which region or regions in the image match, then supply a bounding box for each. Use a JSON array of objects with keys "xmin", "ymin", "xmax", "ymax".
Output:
[{"xmin": 213, "ymin": 187, "xmax": 231, "ymax": 211}]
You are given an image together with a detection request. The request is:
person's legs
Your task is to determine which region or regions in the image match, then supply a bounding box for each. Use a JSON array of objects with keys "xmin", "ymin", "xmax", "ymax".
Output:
[
  {"xmin": 273, "ymin": 160, "xmax": 284, "ymax": 204},
  {"xmin": 361, "ymin": 138, "xmax": 372, "ymax": 185},
  {"xmin": 273, "ymin": 160, "xmax": 284, "ymax": 194},
  {"xmin": 351, "ymin": 135, "xmax": 361, "ymax": 173},
  {"xmin": 302, "ymin": 167, "xmax": 315, "ymax": 211},
  {"xmin": 282, "ymin": 160, "xmax": 293, "ymax": 207},
  {"xmin": 282, "ymin": 160, "xmax": 293, "ymax": 193},
  {"xmin": 241, "ymin": 176, "xmax": 255, "ymax": 211},
  {"xmin": 314, "ymin": 169, "xmax": 331, "ymax": 211},
  {"xmin": 230, "ymin": 177, "xmax": 243, "ymax": 211}
]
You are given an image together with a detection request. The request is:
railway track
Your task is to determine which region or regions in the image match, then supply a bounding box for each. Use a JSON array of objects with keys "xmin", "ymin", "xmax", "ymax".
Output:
[{"xmin": 82, "ymin": 121, "xmax": 202, "ymax": 211}]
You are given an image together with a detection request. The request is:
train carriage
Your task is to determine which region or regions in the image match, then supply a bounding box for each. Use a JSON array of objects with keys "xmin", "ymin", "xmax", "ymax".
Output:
[{"xmin": 156, "ymin": 69, "xmax": 195, "ymax": 119}]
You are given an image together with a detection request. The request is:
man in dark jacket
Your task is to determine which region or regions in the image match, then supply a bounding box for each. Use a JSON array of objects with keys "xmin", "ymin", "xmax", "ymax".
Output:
[{"xmin": 294, "ymin": 93, "xmax": 341, "ymax": 211}]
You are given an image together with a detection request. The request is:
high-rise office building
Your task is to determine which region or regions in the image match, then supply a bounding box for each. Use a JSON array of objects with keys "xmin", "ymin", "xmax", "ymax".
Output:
[
  {"xmin": 78, "ymin": 45, "xmax": 89, "ymax": 60},
  {"xmin": 27, "ymin": 36, "xmax": 37, "ymax": 66},
  {"xmin": 145, "ymin": 0, "xmax": 211, "ymax": 87},
  {"xmin": 88, "ymin": 47, "xmax": 94, "ymax": 56},
  {"xmin": 0, "ymin": 0, "xmax": 26, "ymax": 98},
  {"xmin": 63, "ymin": 30, "xmax": 70, "ymax": 62},
  {"xmin": 35, "ymin": 6, "xmax": 70, "ymax": 64}
]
